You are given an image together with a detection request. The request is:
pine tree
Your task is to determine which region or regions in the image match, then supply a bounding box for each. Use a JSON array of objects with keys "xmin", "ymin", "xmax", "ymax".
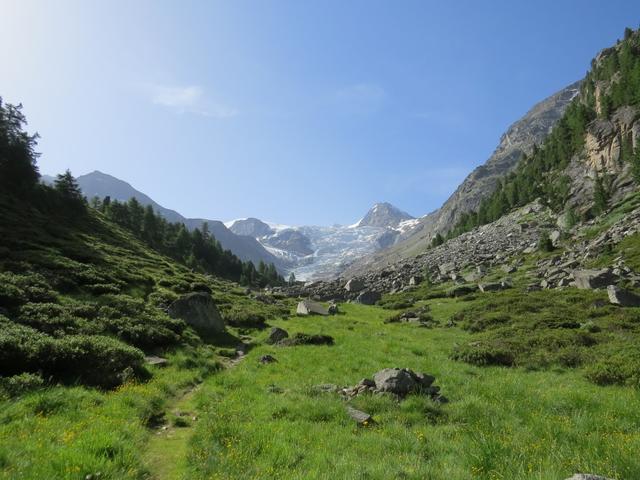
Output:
[
  {"xmin": 288, "ymin": 272, "xmax": 296, "ymax": 285},
  {"xmin": 54, "ymin": 170, "xmax": 85, "ymax": 214},
  {"xmin": 0, "ymin": 98, "xmax": 40, "ymax": 197},
  {"xmin": 54, "ymin": 170, "xmax": 82, "ymax": 200}
]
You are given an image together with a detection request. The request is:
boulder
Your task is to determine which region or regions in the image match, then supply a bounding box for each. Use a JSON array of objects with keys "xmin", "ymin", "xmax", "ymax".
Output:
[
  {"xmin": 408, "ymin": 275, "xmax": 423, "ymax": 286},
  {"xmin": 573, "ymin": 269, "xmax": 617, "ymax": 289},
  {"xmin": 355, "ymin": 290, "xmax": 381, "ymax": 305},
  {"xmin": 500, "ymin": 264, "xmax": 517, "ymax": 274},
  {"xmin": 549, "ymin": 230, "xmax": 561, "ymax": 246},
  {"xmin": 439, "ymin": 262, "xmax": 455, "ymax": 275},
  {"xmin": 328, "ymin": 303, "xmax": 339, "ymax": 315},
  {"xmin": 373, "ymin": 368, "xmax": 417, "ymax": 395},
  {"xmin": 266, "ymin": 327, "xmax": 289, "ymax": 344},
  {"xmin": 447, "ymin": 285, "xmax": 477, "ymax": 297},
  {"xmin": 346, "ymin": 406, "xmax": 374, "ymax": 425},
  {"xmin": 344, "ymin": 278, "xmax": 364, "ymax": 292},
  {"xmin": 259, "ymin": 354, "xmax": 277, "ymax": 364},
  {"xmin": 607, "ymin": 285, "xmax": 640, "ymax": 307},
  {"xmin": 478, "ymin": 282, "xmax": 506, "ymax": 293},
  {"xmin": 297, "ymin": 300, "xmax": 329, "ymax": 316},
  {"xmin": 168, "ymin": 292, "xmax": 225, "ymax": 335}
]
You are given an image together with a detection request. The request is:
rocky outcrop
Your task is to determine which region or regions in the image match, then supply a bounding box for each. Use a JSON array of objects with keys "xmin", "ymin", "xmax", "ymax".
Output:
[
  {"xmin": 266, "ymin": 327, "xmax": 289, "ymax": 344},
  {"xmin": 296, "ymin": 300, "xmax": 329, "ymax": 316},
  {"xmin": 607, "ymin": 285, "xmax": 640, "ymax": 307},
  {"xmin": 168, "ymin": 292, "xmax": 225, "ymax": 335},
  {"xmin": 572, "ymin": 269, "xmax": 617, "ymax": 289},
  {"xmin": 337, "ymin": 368, "xmax": 447, "ymax": 403}
]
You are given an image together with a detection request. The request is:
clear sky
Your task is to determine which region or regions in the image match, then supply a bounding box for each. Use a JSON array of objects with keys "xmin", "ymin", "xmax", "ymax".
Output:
[{"xmin": 1, "ymin": 1, "xmax": 639, "ymax": 225}]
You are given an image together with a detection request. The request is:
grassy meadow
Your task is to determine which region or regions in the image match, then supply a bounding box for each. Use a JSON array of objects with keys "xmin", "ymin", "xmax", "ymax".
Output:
[{"xmin": 185, "ymin": 301, "xmax": 640, "ymax": 480}]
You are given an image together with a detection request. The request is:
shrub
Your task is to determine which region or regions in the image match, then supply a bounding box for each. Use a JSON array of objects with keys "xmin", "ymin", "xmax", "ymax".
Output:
[
  {"xmin": 223, "ymin": 309, "xmax": 267, "ymax": 328},
  {"xmin": 101, "ymin": 314, "xmax": 184, "ymax": 348},
  {"xmin": 451, "ymin": 342, "xmax": 515, "ymax": 366},
  {"xmin": 278, "ymin": 333, "xmax": 334, "ymax": 346},
  {"xmin": 52, "ymin": 335, "xmax": 146, "ymax": 388},
  {"xmin": 0, "ymin": 271, "xmax": 57, "ymax": 308},
  {"xmin": 17, "ymin": 302, "xmax": 94, "ymax": 335},
  {"xmin": 0, "ymin": 317, "xmax": 146, "ymax": 388},
  {"xmin": 0, "ymin": 372, "xmax": 44, "ymax": 398}
]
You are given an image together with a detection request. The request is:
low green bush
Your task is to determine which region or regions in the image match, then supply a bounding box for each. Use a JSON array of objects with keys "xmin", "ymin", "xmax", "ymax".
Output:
[
  {"xmin": 0, "ymin": 373, "xmax": 44, "ymax": 398},
  {"xmin": 0, "ymin": 317, "xmax": 146, "ymax": 388}
]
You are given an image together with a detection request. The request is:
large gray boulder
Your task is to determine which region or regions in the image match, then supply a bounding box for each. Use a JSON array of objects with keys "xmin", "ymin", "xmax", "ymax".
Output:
[
  {"xmin": 573, "ymin": 269, "xmax": 617, "ymax": 289},
  {"xmin": 344, "ymin": 278, "xmax": 364, "ymax": 292},
  {"xmin": 168, "ymin": 292, "xmax": 225, "ymax": 334},
  {"xmin": 607, "ymin": 285, "xmax": 640, "ymax": 307},
  {"xmin": 373, "ymin": 368, "xmax": 416, "ymax": 395},
  {"xmin": 355, "ymin": 290, "xmax": 381, "ymax": 305},
  {"xmin": 297, "ymin": 300, "xmax": 329, "ymax": 316},
  {"xmin": 266, "ymin": 327, "xmax": 289, "ymax": 344}
]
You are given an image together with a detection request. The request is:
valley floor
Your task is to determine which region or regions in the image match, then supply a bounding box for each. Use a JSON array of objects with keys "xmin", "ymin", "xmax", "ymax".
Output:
[{"xmin": 3, "ymin": 300, "xmax": 637, "ymax": 480}]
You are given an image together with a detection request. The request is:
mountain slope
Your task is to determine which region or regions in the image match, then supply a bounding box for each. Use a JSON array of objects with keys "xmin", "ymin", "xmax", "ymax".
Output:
[
  {"xmin": 45, "ymin": 171, "xmax": 285, "ymax": 271},
  {"xmin": 344, "ymin": 80, "xmax": 582, "ymax": 275}
]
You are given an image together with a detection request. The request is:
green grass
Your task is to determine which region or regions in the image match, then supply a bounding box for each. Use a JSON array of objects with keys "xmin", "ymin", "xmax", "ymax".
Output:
[
  {"xmin": 186, "ymin": 303, "xmax": 640, "ymax": 480},
  {"xmin": 0, "ymin": 348, "xmax": 218, "ymax": 480}
]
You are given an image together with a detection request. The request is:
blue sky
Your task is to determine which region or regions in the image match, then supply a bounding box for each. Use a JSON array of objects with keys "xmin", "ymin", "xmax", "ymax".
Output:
[{"xmin": 2, "ymin": 1, "xmax": 640, "ymax": 225}]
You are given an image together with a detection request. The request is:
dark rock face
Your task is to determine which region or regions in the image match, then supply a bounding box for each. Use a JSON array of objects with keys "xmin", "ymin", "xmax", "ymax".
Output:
[
  {"xmin": 355, "ymin": 291, "xmax": 381, "ymax": 305},
  {"xmin": 266, "ymin": 327, "xmax": 289, "ymax": 344},
  {"xmin": 344, "ymin": 278, "xmax": 364, "ymax": 292},
  {"xmin": 573, "ymin": 269, "xmax": 616, "ymax": 289},
  {"xmin": 607, "ymin": 285, "xmax": 640, "ymax": 307},
  {"xmin": 168, "ymin": 292, "xmax": 224, "ymax": 334}
]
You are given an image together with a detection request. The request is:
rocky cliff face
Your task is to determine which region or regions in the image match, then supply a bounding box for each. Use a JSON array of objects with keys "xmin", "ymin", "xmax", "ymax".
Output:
[{"xmin": 343, "ymin": 81, "xmax": 582, "ymax": 276}]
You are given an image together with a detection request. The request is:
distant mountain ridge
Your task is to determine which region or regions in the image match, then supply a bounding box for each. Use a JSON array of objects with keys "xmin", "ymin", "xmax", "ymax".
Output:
[
  {"xmin": 42, "ymin": 171, "xmax": 285, "ymax": 271},
  {"xmin": 226, "ymin": 202, "xmax": 415, "ymax": 280}
]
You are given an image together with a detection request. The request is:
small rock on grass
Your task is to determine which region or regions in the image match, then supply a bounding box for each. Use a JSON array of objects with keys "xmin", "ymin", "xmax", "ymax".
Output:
[
  {"xmin": 259, "ymin": 354, "xmax": 277, "ymax": 364},
  {"xmin": 346, "ymin": 406, "xmax": 375, "ymax": 426}
]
